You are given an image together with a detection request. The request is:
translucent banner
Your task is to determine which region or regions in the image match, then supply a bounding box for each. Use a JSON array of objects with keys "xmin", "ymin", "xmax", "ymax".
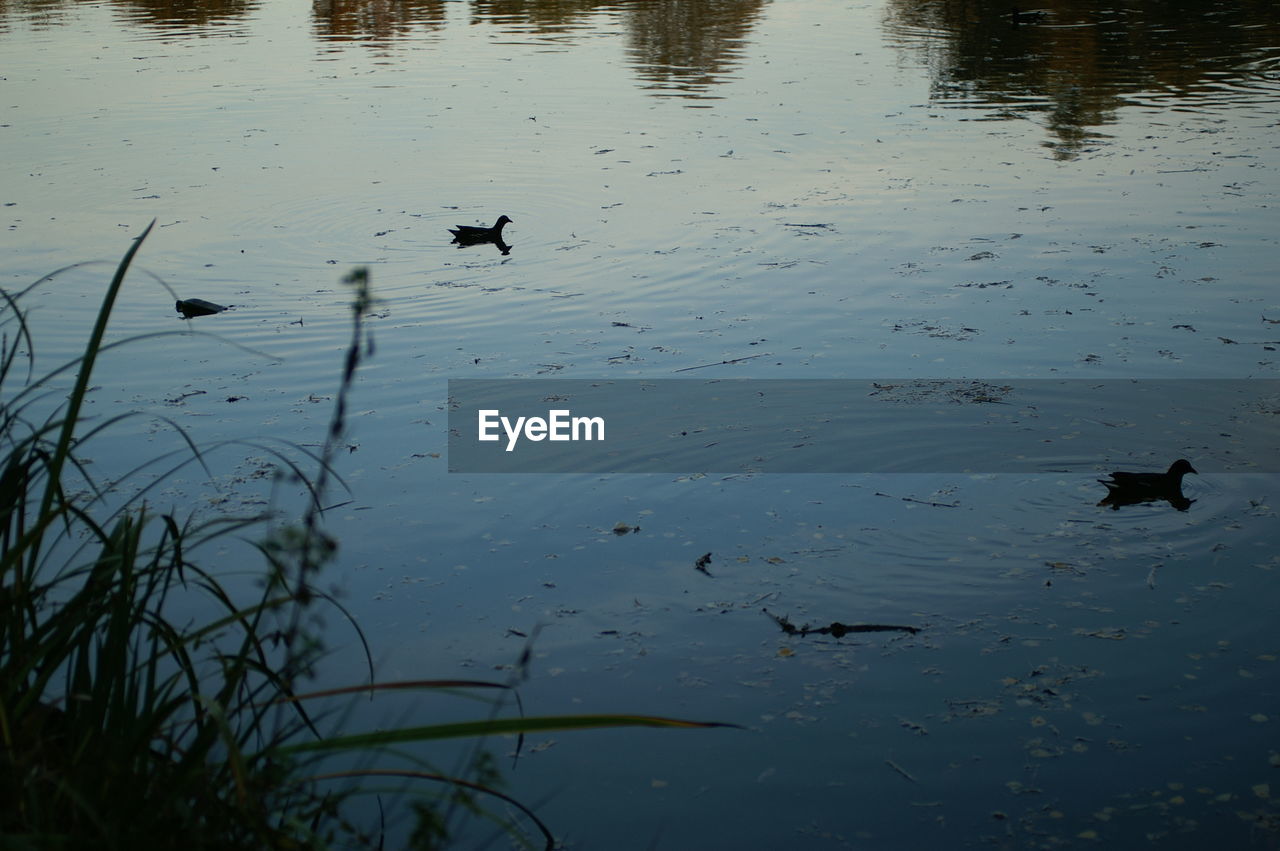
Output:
[{"xmin": 446, "ymin": 379, "xmax": 1279, "ymax": 474}]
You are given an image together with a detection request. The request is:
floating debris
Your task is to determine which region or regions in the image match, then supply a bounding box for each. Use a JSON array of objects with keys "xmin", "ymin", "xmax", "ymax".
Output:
[
  {"xmin": 694, "ymin": 552, "xmax": 713, "ymax": 576},
  {"xmin": 869, "ymin": 379, "xmax": 1012, "ymax": 405},
  {"xmin": 885, "ymin": 759, "xmax": 918, "ymax": 783},
  {"xmin": 1076, "ymin": 626, "xmax": 1127, "ymax": 641},
  {"xmin": 674, "ymin": 353, "xmax": 766, "ymax": 373},
  {"xmin": 164, "ymin": 389, "xmax": 207, "ymax": 405},
  {"xmin": 764, "ymin": 609, "xmax": 919, "ymax": 638}
]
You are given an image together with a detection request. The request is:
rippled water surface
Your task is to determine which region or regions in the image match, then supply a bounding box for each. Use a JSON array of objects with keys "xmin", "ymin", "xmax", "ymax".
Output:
[{"xmin": 3, "ymin": 0, "xmax": 1279, "ymax": 847}]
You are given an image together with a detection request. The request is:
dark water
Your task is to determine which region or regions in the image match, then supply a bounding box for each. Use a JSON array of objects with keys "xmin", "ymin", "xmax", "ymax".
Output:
[{"xmin": 3, "ymin": 0, "xmax": 1279, "ymax": 847}]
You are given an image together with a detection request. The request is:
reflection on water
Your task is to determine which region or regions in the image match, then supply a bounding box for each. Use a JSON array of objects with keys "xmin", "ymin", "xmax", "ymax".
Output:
[
  {"xmin": 312, "ymin": 0, "xmax": 445, "ymax": 45},
  {"xmin": 8, "ymin": 0, "xmax": 1276, "ymax": 123},
  {"xmin": 0, "ymin": 0, "xmax": 69, "ymax": 29},
  {"xmin": 110, "ymin": 0, "xmax": 257, "ymax": 29},
  {"xmin": 622, "ymin": 0, "xmax": 766, "ymax": 101},
  {"xmin": 883, "ymin": 0, "xmax": 1280, "ymax": 157},
  {"xmin": 3, "ymin": 0, "xmax": 1279, "ymax": 847},
  {"xmin": 1, "ymin": 0, "xmax": 766, "ymax": 98}
]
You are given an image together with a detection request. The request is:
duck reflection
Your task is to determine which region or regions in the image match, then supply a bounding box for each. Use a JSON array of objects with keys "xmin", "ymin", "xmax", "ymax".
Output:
[
  {"xmin": 450, "ymin": 234, "xmax": 511, "ymax": 256},
  {"xmin": 1096, "ymin": 458, "xmax": 1197, "ymax": 511}
]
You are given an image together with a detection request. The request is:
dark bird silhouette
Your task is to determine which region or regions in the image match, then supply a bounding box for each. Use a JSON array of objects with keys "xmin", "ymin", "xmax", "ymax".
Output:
[
  {"xmin": 1097, "ymin": 459, "xmax": 1197, "ymax": 511},
  {"xmin": 1010, "ymin": 6, "xmax": 1048, "ymax": 24},
  {"xmin": 449, "ymin": 215, "xmax": 512, "ymax": 243},
  {"xmin": 175, "ymin": 298, "xmax": 226, "ymax": 318}
]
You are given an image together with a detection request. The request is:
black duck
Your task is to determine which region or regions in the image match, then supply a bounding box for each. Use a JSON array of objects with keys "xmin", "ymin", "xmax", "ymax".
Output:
[
  {"xmin": 449, "ymin": 215, "xmax": 512, "ymax": 243},
  {"xmin": 1010, "ymin": 7, "xmax": 1048, "ymax": 24},
  {"xmin": 1097, "ymin": 459, "xmax": 1197, "ymax": 511},
  {"xmin": 175, "ymin": 298, "xmax": 226, "ymax": 318}
]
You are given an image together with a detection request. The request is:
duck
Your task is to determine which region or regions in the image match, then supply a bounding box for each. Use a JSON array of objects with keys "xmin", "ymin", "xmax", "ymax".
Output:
[
  {"xmin": 1097, "ymin": 459, "xmax": 1197, "ymax": 511},
  {"xmin": 1010, "ymin": 7, "xmax": 1048, "ymax": 24},
  {"xmin": 175, "ymin": 298, "xmax": 226, "ymax": 318},
  {"xmin": 449, "ymin": 215, "xmax": 512, "ymax": 243}
]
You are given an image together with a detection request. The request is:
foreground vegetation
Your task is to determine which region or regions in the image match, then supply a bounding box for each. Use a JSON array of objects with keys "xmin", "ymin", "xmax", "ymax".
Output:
[{"xmin": 0, "ymin": 222, "xmax": 731, "ymax": 849}]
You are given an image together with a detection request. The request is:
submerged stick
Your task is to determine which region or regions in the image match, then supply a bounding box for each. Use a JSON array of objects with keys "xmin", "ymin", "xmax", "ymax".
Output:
[
  {"xmin": 674, "ymin": 354, "xmax": 765, "ymax": 372},
  {"xmin": 764, "ymin": 609, "xmax": 919, "ymax": 637},
  {"xmin": 885, "ymin": 759, "xmax": 918, "ymax": 784}
]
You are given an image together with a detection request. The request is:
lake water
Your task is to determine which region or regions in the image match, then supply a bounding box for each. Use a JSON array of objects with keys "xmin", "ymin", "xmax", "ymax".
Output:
[{"xmin": 3, "ymin": 0, "xmax": 1279, "ymax": 847}]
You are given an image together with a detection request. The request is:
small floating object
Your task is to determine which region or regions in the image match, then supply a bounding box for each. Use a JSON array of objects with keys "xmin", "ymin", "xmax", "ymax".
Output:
[
  {"xmin": 449, "ymin": 215, "xmax": 513, "ymax": 254},
  {"xmin": 175, "ymin": 298, "xmax": 226, "ymax": 318},
  {"xmin": 1097, "ymin": 458, "xmax": 1197, "ymax": 511},
  {"xmin": 694, "ymin": 552, "xmax": 712, "ymax": 576}
]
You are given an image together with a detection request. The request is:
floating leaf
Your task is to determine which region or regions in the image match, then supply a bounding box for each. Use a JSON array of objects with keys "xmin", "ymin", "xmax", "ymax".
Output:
[
  {"xmin": 948, "ymin": 699, "xmax": 1000, "ymax": 718},
  {"xmin": 1076, "ymin": 627, "xmax": 1126, "ymax": 640}
]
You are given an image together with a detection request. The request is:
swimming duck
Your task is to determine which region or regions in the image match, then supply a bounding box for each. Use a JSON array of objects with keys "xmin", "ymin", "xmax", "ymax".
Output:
[
  {"xmin": 175, "ymin": 298, "xmax": 226, "ymax": 318},
  {"xmin": 1097, "ymin": 459, "xmax": 1197, "ymax": 511},
  {"xmin": 449, "ymin": 215, "xmax": 512, "ymax": 243},
  {"xmin": 1010, "ymin": 7, "xmax": 1048, "ymax": 24}
]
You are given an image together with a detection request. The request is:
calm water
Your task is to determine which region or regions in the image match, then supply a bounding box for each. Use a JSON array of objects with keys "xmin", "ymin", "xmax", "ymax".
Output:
[{"xmin": 3, "ymin": 0, "xmax": 1280, "ymax": 847}]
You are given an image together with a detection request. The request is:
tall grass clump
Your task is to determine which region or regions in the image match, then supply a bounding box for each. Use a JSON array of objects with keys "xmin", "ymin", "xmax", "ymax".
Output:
[{"xmin": 1, "ymin": 223, "xmax": 733, "ymax": 850}]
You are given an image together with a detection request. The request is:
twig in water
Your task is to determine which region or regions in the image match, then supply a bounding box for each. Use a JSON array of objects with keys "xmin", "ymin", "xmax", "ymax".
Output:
[
  {"xmin": 876, "ymin": 492, "xmax": 959, "ymax": 508},
  {"xmin": 886, "ymin": 759, "xmax": 917, "ymax": 784},
  {"xmin": 674, "ymin": 354, "xmax": 765, "ymax": 373},
  {"xmin": 764, "ymin": 609, "xmax": 919, "ymax": 637},
  {"xmin": 901, "ymin": 496, "xmax": 959, "ymax": 508}
]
